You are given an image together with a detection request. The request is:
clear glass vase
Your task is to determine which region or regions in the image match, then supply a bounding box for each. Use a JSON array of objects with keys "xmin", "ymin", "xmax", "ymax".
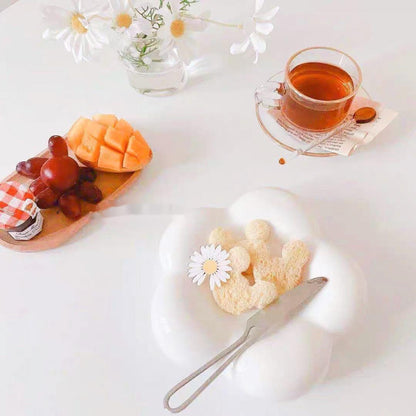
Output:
[{"xmin": 124, "ymin": 48, "xmax": 187, "ymax": 97}]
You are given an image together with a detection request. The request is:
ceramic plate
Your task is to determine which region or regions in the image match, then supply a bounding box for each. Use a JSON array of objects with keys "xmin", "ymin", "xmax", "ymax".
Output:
[{"xmin": 152, "ymin": 188, "xmax": 366, "ymax": 400}]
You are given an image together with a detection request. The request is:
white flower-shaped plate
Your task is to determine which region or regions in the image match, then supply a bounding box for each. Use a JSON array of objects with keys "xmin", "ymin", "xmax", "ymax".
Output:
[{"xmin": 151, "ymin": 188, "xmax": 366, "ymax": 400}]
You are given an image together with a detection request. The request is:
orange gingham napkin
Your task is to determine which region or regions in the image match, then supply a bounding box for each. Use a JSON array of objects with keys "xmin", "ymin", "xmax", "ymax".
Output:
[{"xmin": 0, "ymin": 182, "xmax": 35, "ymax": 230}]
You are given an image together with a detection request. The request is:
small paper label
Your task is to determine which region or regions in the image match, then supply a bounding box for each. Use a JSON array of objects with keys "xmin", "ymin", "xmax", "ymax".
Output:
[{"xmin": 8, "ymin": 213, "xmax": 44, "ymax": 241}]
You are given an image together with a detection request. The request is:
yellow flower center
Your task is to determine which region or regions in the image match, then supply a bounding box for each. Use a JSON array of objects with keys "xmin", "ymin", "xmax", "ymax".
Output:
[
  {"xmin": 170, "ymin": 19, "xmax": 185, "ymax": 38},
  {"xmin": 203, "ymin": 260, "xmax": 218, "ymax": 275},
  {"xmin": 116, "ymin": 13, "xmax": 132, "ymax": 28},
  {"xmin": 71, "ymin": 13, "xmax": 88, "ymax": 34}
]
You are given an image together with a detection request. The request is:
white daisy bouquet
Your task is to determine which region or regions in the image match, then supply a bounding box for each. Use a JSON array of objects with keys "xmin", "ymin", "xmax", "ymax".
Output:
[{"xmin": 42, "ymin": 0, "xmax": 279, "ymax": 68}]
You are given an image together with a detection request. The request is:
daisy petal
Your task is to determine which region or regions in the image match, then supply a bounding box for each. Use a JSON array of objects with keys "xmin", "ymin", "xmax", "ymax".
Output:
[
  {"xmin": 90, "ymin": 26, "xmax": 109, "ymax": 45},
  {"xmin": 72, "ymin": 34, "xmax": 82, "ymax": 63},
  {"xmin": 230, "ymin": 37, "xmax": 250, "ymax": 55},
  {"xmin": 185, "ymin": 10, "xmax": 210, "ymax": 31},
  {"xmin": 253, "ymin": 51, "xmax": 260, "ymax": 64},
  {"xmin": 254, "ymin": 6, "xmax": 280, "ymax": 22},
  {"xmin": 214, "ymin": 245, "xmax": 222, "ymax": 256},
  {"xmin": 209, "ymin": 277, "xmax": 216, "ymax": 291},
  {"xmin": 255, "ymin": 0, "xmax": 264, "ymax": 13},
  {"xmin": 200, "ymin": 245, "xmax": 209, "ymax": 258},
  {"xmin": 64, "ymin": 31, "xmax": 74, "ymax": 52},
  {"xmin": 42, "ymin": 28, "xmax": 56, "ymax": 40},
  {"xmin": 255, "ymin": 22, "xmax": 274, "ymax": 36},
  {"xmin": 188, "ymin": 269, "xmax": 201, "ymax": 278},
  {"xmin": 86, "ymin": 31, "xmax": 100, "ymax": 48},
  {"xmin": 188, "ymin": 269, "xmax": 204, "ymax": 275},
  {"xmin": 217, "ymin": 251, "xmax": 229, "ymax": 262},
  {"xmin": 191, "ymin": 252, "xmax": 204, "ymax": 263},
  {"xmin": 188, "ymin": 262, "xmax": 203, "ymax": 269},
  {"xmin": 194, "ymin": 272, "xmax": 205, "ymax": 284},
  {"xmin": 55, "ymin": 27, "xmax": 71, "ymax": 40},
  {"xmin": 250, "ymin": 32, "xmax": 266, "ymax": 54},
  {"xmin": 205, "ymin": 245, "xmax": 213, "ymax": 258},
  {"xmin": 197, "ymin": 274, "xmax": 206, "ymax": 285},
  {"xmin": 218, "ymin": 271, "xmax": 230, "ymax": 282}
]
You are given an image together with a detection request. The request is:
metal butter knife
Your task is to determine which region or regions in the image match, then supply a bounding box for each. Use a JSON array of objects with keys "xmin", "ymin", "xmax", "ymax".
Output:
[{"xmin": 163, "ymin": 276, "xmax": 328, "ymax": 413}]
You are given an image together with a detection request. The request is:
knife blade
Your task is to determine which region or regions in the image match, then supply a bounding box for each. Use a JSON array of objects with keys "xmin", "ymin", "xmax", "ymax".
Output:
[
  {"xmin": 246, "ymin": 276, "xmax": 328, "ymax": 334},
  {"xmin": 163, "ymin": 277, "xmax": 328, "ymax": 413}
]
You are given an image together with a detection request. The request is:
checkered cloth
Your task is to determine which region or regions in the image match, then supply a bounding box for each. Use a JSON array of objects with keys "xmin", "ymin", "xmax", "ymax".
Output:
[{"xmin": 0, "ymin": 181, "xmax": 35, "ymax": 230}]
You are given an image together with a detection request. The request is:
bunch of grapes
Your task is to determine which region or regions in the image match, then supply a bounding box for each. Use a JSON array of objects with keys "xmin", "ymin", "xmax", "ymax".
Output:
[{"xmin": 16, "ymin": 136, "xmax": 103, "ymax": 220}]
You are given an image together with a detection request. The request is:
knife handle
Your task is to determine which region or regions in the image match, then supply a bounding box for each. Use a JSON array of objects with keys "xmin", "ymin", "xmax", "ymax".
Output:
[{"xmin": 163, "ymin": 326, "xmax": 258, "ymax": 413}]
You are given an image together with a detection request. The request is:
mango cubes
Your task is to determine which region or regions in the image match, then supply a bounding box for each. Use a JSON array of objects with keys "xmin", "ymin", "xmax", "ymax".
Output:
[{"xmin": 67, "ymin": 114, "xmax": 152, "ymax": 173}]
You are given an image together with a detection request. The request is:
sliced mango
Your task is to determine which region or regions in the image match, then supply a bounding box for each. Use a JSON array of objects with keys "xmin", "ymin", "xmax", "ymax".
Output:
[
  {"xmin": 93, "ymin": 114, "xmax": 118, "ymax": 128},
  {"xmin": 104, "ymin": 127, "xmax": 130, "ymax": 153},
  {"xmin": 85, "ymin": 120, "xmax": 106, "ymax": 143},
  {"xmin": 67, "ymin": 117, "xmax": 88, "ymax": 150},
  {"xmin": 115, "ymin": 118, "xmax": 134, "ymax": 136},
  {"xmin": 123, "ymin": 153, "xmax": 141, "ymax": 170},
  {"xmin": 67, "ymin": 114, "xmax": 152, "ymax": 172},
  {"xmin": 76, "ymin": 133, "xmax": 100, "ymax": 164},
  {"xmin": 126, "ymin": 133, "xmax": 152, "ymax": 168},
  {"xmin": 98, "ymin": 146, "xmax": 123, "ymax": 171}
]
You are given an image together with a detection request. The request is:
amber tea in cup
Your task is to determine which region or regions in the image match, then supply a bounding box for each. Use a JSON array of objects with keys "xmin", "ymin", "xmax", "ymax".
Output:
[
  {"xmin": 283, "ymin": 61, "xmax": 356, "ymax": 131},
  {"xmin": 258, "ymin": 47, "xmax": 362, "ymax": 132}
]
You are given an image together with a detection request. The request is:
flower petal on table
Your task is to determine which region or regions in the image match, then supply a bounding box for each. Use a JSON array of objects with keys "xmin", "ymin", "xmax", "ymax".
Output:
[
  {"xmin": 255, "ymin": 22, "xmax": 274, "ymax": 35},
  {"xmin": 255, "ymin": 6, "xmax": 280, "ymax": 22},
  {"xmin": 250, "ymin": 32, "xmax": 266, "ymax": 54},
  {"xmin": 230, "ymin": 37, "xmax": 250, "ymax": 55},
  {"xmin": 255, "ymin": 0, "xmax": 265, "ymax": 14}
]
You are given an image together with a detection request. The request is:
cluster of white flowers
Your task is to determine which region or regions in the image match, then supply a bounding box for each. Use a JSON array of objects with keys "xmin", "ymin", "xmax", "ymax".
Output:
[{"xmin": 42, "ymin": 0, "xmax": 279, "ymax": 67}]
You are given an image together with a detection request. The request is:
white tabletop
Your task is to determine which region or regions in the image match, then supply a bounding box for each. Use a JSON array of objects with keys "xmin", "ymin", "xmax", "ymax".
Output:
[{"xmin": 1, "ymin": 0, "xmax": 416, "ymax": 415}]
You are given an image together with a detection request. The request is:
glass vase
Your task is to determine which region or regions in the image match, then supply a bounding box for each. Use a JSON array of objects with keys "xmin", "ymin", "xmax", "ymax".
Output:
[{"xmin": 124, "ymin": 48, "xmax": 187, "ymax": 97}]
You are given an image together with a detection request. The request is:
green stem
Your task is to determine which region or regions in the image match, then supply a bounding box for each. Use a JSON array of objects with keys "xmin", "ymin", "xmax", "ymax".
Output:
[{"xmin": 182, "ymin": 13, "xmax": 243, "ymax": 29}]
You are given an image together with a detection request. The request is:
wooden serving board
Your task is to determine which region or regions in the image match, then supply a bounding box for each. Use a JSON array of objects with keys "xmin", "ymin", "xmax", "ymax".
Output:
[{"xmin": 0, "ymin": 148, "xmax": 142, "ymax": 252}]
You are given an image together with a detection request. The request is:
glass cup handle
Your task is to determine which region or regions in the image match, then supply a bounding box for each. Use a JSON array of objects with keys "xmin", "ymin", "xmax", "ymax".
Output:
[{"xmin": 255, "ymin": 81, "xmax": 286, "ymax": 109}]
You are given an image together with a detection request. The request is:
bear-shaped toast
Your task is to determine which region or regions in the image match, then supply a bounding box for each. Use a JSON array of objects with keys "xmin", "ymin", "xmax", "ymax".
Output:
[
  {"xmin": 211, "ymin": 246, "xmax": 278, "ymax": 315},
  {"xmin": 208, "ymin": 220, "xmax": 310, "ymax": 315}
]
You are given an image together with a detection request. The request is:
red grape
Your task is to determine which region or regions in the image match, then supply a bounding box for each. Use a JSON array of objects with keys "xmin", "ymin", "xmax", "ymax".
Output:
[
  {"xmin": 41, "ymin": 156, "xmax": 79, "ymax": 192},
  {"xmin": 29, "ymin": 177, "xmax": 48, "ymax": 197},
  {"xmin": 79, "ymin": 167, "xmax": 97, "ymax": 183},
  {"xmin": 35, "ymin": 187, "xmax": 61, "ymax": 209},
  {"xmin": 78, "ymin": 182, "xmax": 103, "ymax": 204},
  {"xmin": 48, "ymin": 135, "xmax": 68, "ymax": 157},
  {"xmin": 16, "ymin": 157, "xmax": 48, "ymax": 179},
  {"xmin": 59, "ymin": 193, "xmax": 81, "ymax": 219}
]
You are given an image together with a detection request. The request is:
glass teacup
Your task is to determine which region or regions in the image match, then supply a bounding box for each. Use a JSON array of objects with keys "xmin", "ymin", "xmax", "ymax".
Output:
[{"xmin": 256, "ymin": 47, "xmax": 362, "ymax": 132}]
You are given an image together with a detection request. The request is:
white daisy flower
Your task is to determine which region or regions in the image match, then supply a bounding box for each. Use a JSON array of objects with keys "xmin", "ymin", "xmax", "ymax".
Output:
[
  {"xmin": 188, "ymin": 244, "xmax": 232, "ymax": 291},
  {"xmin": 42, "ymin": 0, "xmax": 109, "ymax": 63},
  {"xmin": 157, "ymin": 0, "xmax": 209, "ymax": 64},
  {"xmin": 230, "ymin": 0, "xmax": 279, "ymax": 64},
  {"xmin": 108, "ymin": 0, "xmax": 153, "ymax": 35}
]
